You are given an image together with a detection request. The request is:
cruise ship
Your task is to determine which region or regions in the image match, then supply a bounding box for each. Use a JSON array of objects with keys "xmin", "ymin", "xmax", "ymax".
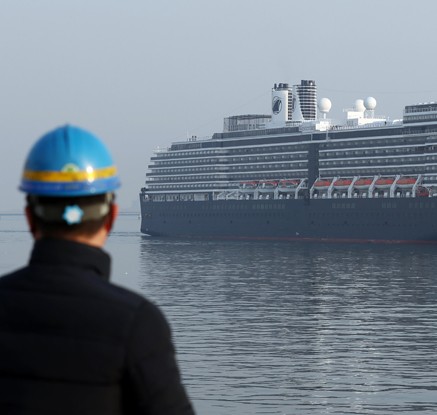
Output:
[{"xmin": 140, "ymin": 80, "xmax": 437, "ymax": 242}]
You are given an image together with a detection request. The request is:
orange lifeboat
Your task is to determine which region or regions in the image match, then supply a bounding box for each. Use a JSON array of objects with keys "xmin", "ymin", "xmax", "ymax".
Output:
[
  {"xmin": 396, "ymin": 177, "xmax": 417, "ymax": 188},
  {"xmin": 333, "ymin": 178, "xmax": 352, "ymax": 190},
  {"xmin": 258, "ymin": 180, "xmax": 278, "ymax": 192},
  {"xmin": 354, "ymin": 178, "xmax": 373, "ymax": 189},
  {"xmin": 239, "ymin": 181, "xmax": 258, "ymax": 190},
  {"xmin": 375, "ymin": 177, "xmax": 395, "ymax": 189},
  {"xmin": 313, "ymin": 179, "xmax": 332, "ymax": 190},
  {"xmin": 278, "ymin": 179, "xmax": 300, "ymax": 189}
]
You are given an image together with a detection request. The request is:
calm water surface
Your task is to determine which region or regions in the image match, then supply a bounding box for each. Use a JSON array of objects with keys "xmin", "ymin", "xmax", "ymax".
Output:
[{"xmin": 1, "ymin": 214, "xmax": 437, "ymax": 414}]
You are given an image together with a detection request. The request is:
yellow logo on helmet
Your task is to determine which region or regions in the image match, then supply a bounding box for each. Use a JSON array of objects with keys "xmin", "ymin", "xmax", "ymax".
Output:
[{"xmin": 62, "ymin": 163, "xmax": 80, "ymax": 173}]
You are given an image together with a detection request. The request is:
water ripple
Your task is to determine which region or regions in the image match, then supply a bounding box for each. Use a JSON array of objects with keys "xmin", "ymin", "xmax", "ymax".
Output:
[{"xmin": 132, "ymin": 238, "xmax": 437, "ymax": 414}]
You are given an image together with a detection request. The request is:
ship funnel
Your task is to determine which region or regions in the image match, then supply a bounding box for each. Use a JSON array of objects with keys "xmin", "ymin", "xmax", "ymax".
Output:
[
  {"xmin": 293, "ymin": 80, "xmax": 317, "ymax": 121},
  {"xmin": 270, "ymin": 80, "xmax": 318, "ymax": 124},
  {"xmin": 291, "ymin": 85, "xmax": 303, "ymax": 122},
  {"xmin": 271, "ymin": 83, "xmax": 292, "ymax": 125}
]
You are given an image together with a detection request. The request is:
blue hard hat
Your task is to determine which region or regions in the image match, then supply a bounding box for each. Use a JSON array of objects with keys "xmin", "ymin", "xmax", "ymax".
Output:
[{"xmin": 19, "ymin": 125, "xmax": 121, "ymax": 196}]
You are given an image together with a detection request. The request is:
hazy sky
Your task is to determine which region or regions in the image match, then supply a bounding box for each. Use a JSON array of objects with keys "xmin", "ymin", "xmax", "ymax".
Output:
[{"xmin": 1, "ymin": 0, "xmax": 436, "ymax": 211}]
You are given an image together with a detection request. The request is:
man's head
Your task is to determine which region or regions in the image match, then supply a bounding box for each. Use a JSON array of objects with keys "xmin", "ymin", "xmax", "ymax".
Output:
[{"xmin": 20, "ymin": 125, "xmax": 121, "ymax": 245}]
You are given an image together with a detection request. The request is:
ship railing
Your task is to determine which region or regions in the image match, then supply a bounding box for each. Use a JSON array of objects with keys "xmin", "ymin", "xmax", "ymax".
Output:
[{"xmin": 328, "ymin": 120, "xmax": 393, "ymax": 132}]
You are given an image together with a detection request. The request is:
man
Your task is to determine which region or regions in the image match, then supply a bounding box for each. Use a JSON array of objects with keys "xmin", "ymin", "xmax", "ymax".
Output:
[{"xmin": 0, "ymin": 125, "xmax": 195, "ymax": 414}]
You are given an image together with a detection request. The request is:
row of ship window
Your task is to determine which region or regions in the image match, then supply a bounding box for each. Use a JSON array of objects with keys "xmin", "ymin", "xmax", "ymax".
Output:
[
  {"xmin": 404, "ymin": 127, "xmax": 437, "ymax": 134},
  {"xmin": 153, "ymin": 153, "xmax": 308, "ymax": 166},
  {"xmin": 155, "ymin": 155, "xmax": 437, "ymax": 174},
  {"xmin": 149, "ymin": 157, "xmax": 437, "ymax": 177},
  {"xmin": 155, "ymin": 142, "xmax": 350, "ymax": 161},
  {"xmin": 320, "ymin": 146, "xmax": 428, "ymax": 158},
  {"xmin": 149, "ymin": 154, "xmax": 437, "ymax": 176},
  {"xmin": 404, "ymin": 114, "xmax": 437, "ymax": 122},
  {"xmin": 321, "ymin": 156, "xmax": 437, "ymax": 167},
  {"xmin": 320, "ymin": 136, "xmax": 425, "ymax": 150},
  {"xmin": 147, "ymin": 163, "xmax": 437, "ymax": 184},
  {"xmin": 149, "ymin": 183, "xmax": 220, "ymax": 189},
  {"xmin": 404, "ymin": 105, "xmax": 437, "ymax": 114},
  {"xmin": 156, "ymin": 203, "xmax": 290, "ymax": 210},
  {"xmin": 152, "ymin": 145, "xmax": 435, "ymax": 168},
  {"xmin": 164, "ymin": 143, "xmax": 432, "ymax": 159},
  {"xmin": 153, "ymin": 139, "xmax": 435, "ymax": 167},
  {"xmin": 149, "ymin": 163, "xmax": 308, "ymax": 175},
  {"xmin": 155, "ymin": 145, "xmax": 308, "ymax": 160},
  {"xmin": 147, "ymin": 167, "xmax": 437, "ymax": 190}
]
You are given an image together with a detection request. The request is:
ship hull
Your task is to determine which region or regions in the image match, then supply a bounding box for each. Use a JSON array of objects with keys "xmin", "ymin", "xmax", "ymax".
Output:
[{"xmin": 140, "ymin": 197, "xmax": 437, "ymax": 243}]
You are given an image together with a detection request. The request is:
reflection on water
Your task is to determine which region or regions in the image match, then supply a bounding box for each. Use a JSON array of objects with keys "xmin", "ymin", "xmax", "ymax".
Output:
[
  {"xmin": 136, "ymin": 237, "xmax": 437, "ymax": 415},
  {"xmin": 2, "ymin": 215, "xmax": 437, "ymax": 414}
]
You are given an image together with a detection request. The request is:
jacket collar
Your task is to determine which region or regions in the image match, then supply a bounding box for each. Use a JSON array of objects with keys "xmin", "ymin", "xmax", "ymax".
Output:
[{"xmin": 29, "ymin": 237, "xmax": 111, "ymax": 280}]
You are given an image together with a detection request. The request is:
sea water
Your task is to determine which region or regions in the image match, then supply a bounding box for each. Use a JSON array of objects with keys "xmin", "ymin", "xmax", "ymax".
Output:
[{"xmin": 1, "ymin": 214, "xmax": 437, "ymax": 415}]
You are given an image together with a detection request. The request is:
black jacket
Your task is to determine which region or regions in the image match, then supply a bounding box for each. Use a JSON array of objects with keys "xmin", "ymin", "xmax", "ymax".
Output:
[{"xmin": 0, "ymin": 238, "xmax": 195, "ymax": 415}]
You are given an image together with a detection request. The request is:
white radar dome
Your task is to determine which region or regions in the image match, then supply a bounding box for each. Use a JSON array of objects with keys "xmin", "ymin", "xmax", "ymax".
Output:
[
  {"xmin": 354, "ymin": 99, "xmax": 365, "ymax": 112},
  {"xmin": 318, "ymin": 97, "xmax": 332, "ymax": 113},
  {"xmin": 364, "ymin": 96, "xmax": 377, "ymax": 110}
]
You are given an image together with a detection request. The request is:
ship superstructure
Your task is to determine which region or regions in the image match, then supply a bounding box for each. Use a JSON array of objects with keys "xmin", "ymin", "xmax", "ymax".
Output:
[{"xmin": 140, "ymin": 80, "xmax": 437, "ymax": 242}]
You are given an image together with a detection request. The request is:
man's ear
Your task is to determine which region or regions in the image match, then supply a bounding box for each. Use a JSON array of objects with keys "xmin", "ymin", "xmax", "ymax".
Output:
[
  {"xmin": 25, "ymin": 205, "xmax": 38, "ymax": 239},
  {"xmin": 105, "ymin": 203, "xmax": 118, "ymax": 233}
]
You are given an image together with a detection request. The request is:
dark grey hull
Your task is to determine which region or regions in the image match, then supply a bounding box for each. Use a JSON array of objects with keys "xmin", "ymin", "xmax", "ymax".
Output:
[{"xmin": 140, "ymin": 197, "xmax": 437, "ymax": 243}]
